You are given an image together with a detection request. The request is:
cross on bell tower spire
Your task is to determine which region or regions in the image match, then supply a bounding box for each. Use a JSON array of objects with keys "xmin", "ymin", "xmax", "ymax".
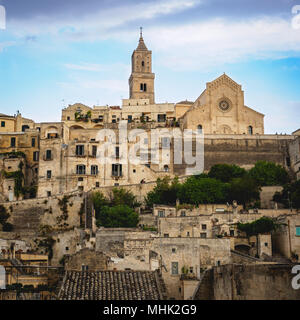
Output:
[{"xmin": 140, "ymin": 26, "xmax": 143, "ymax": 38}]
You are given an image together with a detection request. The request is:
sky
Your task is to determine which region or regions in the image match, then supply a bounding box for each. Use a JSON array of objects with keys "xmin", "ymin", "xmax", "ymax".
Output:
[{"xmin": 0, "ymin": 0, "xmax": 300, "ymax": 133}]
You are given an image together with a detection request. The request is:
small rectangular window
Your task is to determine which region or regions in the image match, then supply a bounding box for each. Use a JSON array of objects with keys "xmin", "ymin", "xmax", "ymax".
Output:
[
  {"xmin": 33, "ymin": 151, "xmax": 39, "ymax": 162},
  {"xmin": 296, "ymin": 226, "xmax": 300, "ymax": 236},
  {"xmin": 1, "ymin": 121, "xmax": 5, "ymax": 127},
  {"xmin": 76, "ymin": 165, "xmax": 86, "ymax": 175},
  {"xmin": 76, "ymin": 145, "xmax": 84, "ymax": 156},
  {"xmin": 91, "ymin": 165, "xmax": 98, "ymax": 175},
  {"xmin": 46, "ymin": 150, "xmax": 52, "ymax": 160},
  {"xmin": 158, "ymin": 210, "xmax": 165, "ymax": 217},
  {"xmin": 47, "ymin": 170, "xmax": 52, "ymax": 179},
  {"xmin": 92, "ymin": 145, "xmax": 97, "ymax": 157},
  {"xmin": 31, "ymin": 138, "xmax": 36, "ymax": 147},
  {"xmin": 11, "ymin": 137, "xmax": 16, "ymax": 147},
  {"xmin": 202, "ymin": 224, "xmax": 207, "ymax": 230},
  {"xmin": 171, "ymin": 262, "xmax": 178, "ymax": 275},
  {"xmin": 200, "ymin": 233, "xmax": 207, "ymax": 238}
]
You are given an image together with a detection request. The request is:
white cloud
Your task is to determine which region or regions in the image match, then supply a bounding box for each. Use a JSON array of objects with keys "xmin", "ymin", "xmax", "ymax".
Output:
[
  {"xmin": 64, "ymin": 62, "xmax": 130, "ymax": 73},
  {"xmin": 142, "ymin": 18, "xmax": 300, "ymax": 70},
  {"xmin": 0, "ymin": 41, "xmax": 16, "ymax": 52}
]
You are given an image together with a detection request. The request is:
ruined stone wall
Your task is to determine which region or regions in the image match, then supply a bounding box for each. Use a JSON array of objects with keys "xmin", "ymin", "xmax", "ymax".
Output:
[
  {"xmin": 211, "ymin": 264, "xmax": 300, "ymax": 300},
  {"xmin": 0, "ymin": 192, "xmax": 84, "ymax": 235}
]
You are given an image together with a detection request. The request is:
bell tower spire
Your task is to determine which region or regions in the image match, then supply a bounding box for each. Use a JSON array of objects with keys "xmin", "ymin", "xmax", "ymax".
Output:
[{"xmin": 129, "ymin": 28, "xmax": 155, "ymax": 104}]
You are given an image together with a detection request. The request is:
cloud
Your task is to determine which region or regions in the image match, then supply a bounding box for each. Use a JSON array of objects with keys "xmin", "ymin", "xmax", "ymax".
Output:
[
  {"xmin": 7, "ymin": 0, "xmax": 199, "ymax": 37},
  {"xmin": 64, "ymin": 62, "xmax": 130, "ymax": 73},
  {"xmin": 142, "ymin": 17, "xmax": 300, "ymax": 70},
  {"xmin": 0, "ymin": 41, "xmax": 16, "ymax": 52}
]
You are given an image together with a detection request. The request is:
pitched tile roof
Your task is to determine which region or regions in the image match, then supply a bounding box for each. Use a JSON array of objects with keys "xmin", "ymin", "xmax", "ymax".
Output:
[{"xmin": 58, "ymin": 270, "xmax": 166, "ymax": 300}]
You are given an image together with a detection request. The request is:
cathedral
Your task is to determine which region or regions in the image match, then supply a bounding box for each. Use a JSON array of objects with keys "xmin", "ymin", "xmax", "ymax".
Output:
[{"xmin": 0, "ymin": 30, "xmax": 297, "ymax": 200}]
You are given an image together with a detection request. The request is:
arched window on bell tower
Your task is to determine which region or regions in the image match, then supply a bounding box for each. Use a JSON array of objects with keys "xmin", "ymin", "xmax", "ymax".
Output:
[
  {"xmin": 248, "ymin": 126, "xmax": 253, "ymax": 135},
  {"xmin": 144, "ymin": 83, "xmax": 147, "ymax": 92}
]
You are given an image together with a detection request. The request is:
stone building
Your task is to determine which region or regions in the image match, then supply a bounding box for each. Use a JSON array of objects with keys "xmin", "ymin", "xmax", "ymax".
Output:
[
  {"xmin": 289, "ymin": 131, "xmax": 300, "ymax": 179},
  {"xmin": 0, "ymin": 31, "xmax": 299, "ymax": 200}
]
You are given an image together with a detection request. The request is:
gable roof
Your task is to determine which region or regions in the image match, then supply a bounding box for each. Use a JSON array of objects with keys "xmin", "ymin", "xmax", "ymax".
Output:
[{"xmin": 58, "ymin": 270, "xmax": 166, "ymax": 300}]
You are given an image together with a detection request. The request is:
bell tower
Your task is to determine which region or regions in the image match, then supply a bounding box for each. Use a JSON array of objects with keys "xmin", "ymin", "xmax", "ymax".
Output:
[{"xmin": 129, "ymin": 28, "xmax": 155, "ymax": 104}]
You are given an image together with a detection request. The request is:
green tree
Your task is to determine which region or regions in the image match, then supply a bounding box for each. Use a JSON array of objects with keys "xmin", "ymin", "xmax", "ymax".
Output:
[
  {"xmin": 273, "ymin": 180, "xmax": 300, "ymax": 209},
  {"xmin": 96, "ymin": 205, "xmax": 139, "ymax": 228},
  {"xmin": 178, "ymin": 176, "xmax": 229, "ymax": 205},
  {"xmin": 237, "ymin": 217, "xmax": 280, "ymax": 257},
  {"xmin": 208, "ymin": 164, "xmax": 247, "ymax": 183},
  {"xmin": 145, "ymin": 176, "xmax": 181, "ymax": 207},
  {"xmin": 109, "ymin": 188, "xmax": 140, "ymax": 208},
  {"xmin": 228, "ymin": 176, "xmax": 260, "ymax": 208},
  {"xmin": 248, "ymin": 161, "xmax": 289, "ymax": 186}
]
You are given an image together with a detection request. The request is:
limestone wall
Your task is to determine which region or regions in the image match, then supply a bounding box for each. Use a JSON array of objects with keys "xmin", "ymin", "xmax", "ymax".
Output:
[{"xmin": 211, "ymin": 264, "xmax": 300, "ymax": 300}]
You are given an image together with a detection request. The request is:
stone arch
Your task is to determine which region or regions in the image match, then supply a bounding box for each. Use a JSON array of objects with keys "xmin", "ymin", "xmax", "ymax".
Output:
[
  {"xmin": 69, "ymin": 125, "xmax": 85, "ymax": 130},
  {"xmin": 234, "ymin": 244, "xmax": 251, "ymax": 255}
]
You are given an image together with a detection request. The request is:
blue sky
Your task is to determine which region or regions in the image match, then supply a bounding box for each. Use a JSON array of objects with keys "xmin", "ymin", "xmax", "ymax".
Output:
[{"xmin": 0, "ymin": 0, "xmax": 300, "ymax": 133}]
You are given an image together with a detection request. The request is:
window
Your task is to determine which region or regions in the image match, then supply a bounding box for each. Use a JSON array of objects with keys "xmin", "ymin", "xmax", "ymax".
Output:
[
  {"xmin": 163, "ymin": 165, "xmax": 169, "ymax": 172},
  {"xmin": 45, "ymin": 149, "xmax": 52, "ymax": 160},
  {"xmin": 248, "ymin": 126, "xmax": 253, "ymax": 135},
  {"xmin": 76, "ymin": 145, "xmax": 84, "ymax": 156},
  {"xmin": 33, "ymin": 151, "xmax": 39, "ymax": 162},
  {"xmin": 197, "ymin": 125, "xmax": 203, "ymax": 134},
  {"xmin": 92, "ymin": 145, "xmax": 97, "ymax": 157},
  {"xmin": 47, "ymin": 170, "xmax": 52, "ymax": 179},
  {"xmin": 67, "ymin": 116, "xmax": 70, "ymax": 120},
  {"xmin": 158, "ymin": 210, "xmax": 165, "ymax": 217},
  {"xmin": 78, "ymin": 177, "xmax": 83, "ymax": 181},
  {"xmin": 296, "ymin": 226, "xmax": 300, "ymax": 236},
  {"xmin": 96, "ymin": 182, "xmax": 100, "ymax": 188},
  {"xmin": 187, "ymin": 232, "xmax": 190, "ymax": 237},
  {"xmin": 144, "ymin": 83, "xmax": 147, "ymax": 92},
  {"xmin": 47, "ymin": 191, "xmax": 51, "ymax": 197},
  {"xmin": 140, "ymin": 83, "xmax": 146, "ymax": 92},
  {"xmin": 47, "ymin": 133, "xmax": 58, "ymax": 139},
  {"xmin": 142, "ymin": 61, "xmax": 145, "ymax": 67},
  {"xmin": 172, "ymin": 248, "xmax": 176, "ymax": 253},
  {"xmin": 200, "ymin": 233, "xmax": 207, "ymax": 239},
  {"xmin": 91, "ymin": 165, "xmax": 98, "ymax": 175},
  {"xmin": 230, "ymin": 229, "xmax": 235, "ymax": 237},
  {"xmin": 202, "ymin": 224, "xmax": 207, "ymax": 230},
  {"xmin": 112, "ymin": 164, "xmax": 122, "ymax": 177},
  {"xmin": 65, "ymin": 247, "xmax": 69, "ymax": 251},
  {"xmin": 115, "ymin": 146, "xmax": 120, "ymax": 158},
  {"xmin": 31, "ymin": 138, "xmax": 36, "ymax": 147},
  {"xmin": 76, "ymin": 165, "xmax": 86, "ymax": 175},
  {"xmin": 78, "ymin": 186, "xmax": 84, "ymax": 191},
  {"xmin": 161, "ymin": 137, "xmax": 170, "ymax": 148},
  {"xmin": 1, "ymin": 121, "xmax": 5, "ymax": 127},
  {"xmin": 164, "ymin": 234, "xmax": 169, "ymax": 238},
  {"xmin": 157, "ymin": 114, "xmax": 166, "ymax": 122},
  {"xmin": 189, "ymin": 267, "xmax": 194, "ymax": 274},
  {"xmin": 82, "ymin": 265, "xmax": 88, "ymax": 272},
  {"xmin": 265, "ymin": 242, "xmax": 268, "ymax": 247},
  {"xmin": 22, "ymin": 125, "xmax": 29, "ymax": 132},
  {"xmin": 181, "ymin": 211, "xmax": 186, "ymax": 217},
  {"xmin": 11, "ymin": 137, "xmax": 16, "ymax": 147},
  {"xmin": 128, "ymin": 115, "xmax": 132, "ymax": 123},
  {"xmin": 171, "ymin": 262, "xmax": 178, "ymax": 275}
]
